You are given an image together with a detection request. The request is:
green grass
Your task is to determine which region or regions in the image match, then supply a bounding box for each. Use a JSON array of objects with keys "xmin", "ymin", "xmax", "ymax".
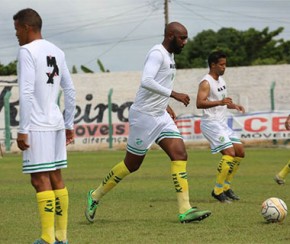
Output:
[{"xmin": 1, "ymin": 148, "xmax": 290, "ymax": 243}]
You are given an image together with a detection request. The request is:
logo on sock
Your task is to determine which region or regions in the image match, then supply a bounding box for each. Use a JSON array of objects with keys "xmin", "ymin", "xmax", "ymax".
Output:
[
  {"xmin": 55, "ymin": 197, "xmax": 63, "ymax": 216},
  {"xmin": 172, "ymin": 173, "xmax": 182, "ymax": 192},
  {"xmin": 103, "ymin": 170, "xmax": 114, "ymax": 185},
  {"xmin": 44, "ymin": 200, "xmax": 54, "ymax": 213}
]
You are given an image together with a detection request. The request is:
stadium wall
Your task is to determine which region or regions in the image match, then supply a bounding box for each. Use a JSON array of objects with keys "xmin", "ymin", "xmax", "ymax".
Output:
[{"xmin": 0, "ymin": 64, "xmax": 289, "ymax": 152}]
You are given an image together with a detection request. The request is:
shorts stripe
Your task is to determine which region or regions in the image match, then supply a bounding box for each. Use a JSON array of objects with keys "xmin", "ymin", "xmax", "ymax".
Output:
[
  {"xmin": 127, "ymin": 144, "xmax": 148, "ymax": 156},
  {"xmin": 230, "ymin": 138, "xmax": 242, "ymax": 143},
  {"xmin": 23, "ymin": 160, "xmax": 67, "ymax": 173},
  {"xmin": 156, "ymin": 131, "xmax": 182, "ymax": 144},
  {"xmin": 211, "ymin": 142, "xmax": 233, "ymax": 154}
]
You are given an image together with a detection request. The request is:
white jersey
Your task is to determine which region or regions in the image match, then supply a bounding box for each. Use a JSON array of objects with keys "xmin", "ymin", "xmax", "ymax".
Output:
[
  {"xmin": 200, "ymin": 74, "xmax": 227, "ymax": 122},
  {"xmin": 17, "ymin": 39, "xmax": 75, "ymax": 133},
  {"xmin": 131, "ymin": 44, "xmax": 176, "ymax": 116}
]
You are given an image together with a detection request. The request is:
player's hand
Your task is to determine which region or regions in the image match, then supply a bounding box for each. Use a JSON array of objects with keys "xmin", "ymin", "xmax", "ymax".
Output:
[
  {"xmin": 236, "ymin": 105, "xmax": 245, "ymax": 113},
  {"xmin": 221, "ymin": 97, "xmax": 232, "ymax": 106},
  {"xmin": 17, "ymin": 133, "xmax": 29, "ymax": 151},
  {"xmin": 170, "ymin": 91, "xmax": 190, "ymax": 107},
  {"xmin": 66, "ymin": 129, "xmax": 74, "ymax": 145},
  {"xmin": 227, "ymin": 103, "xmax": 245, "ymax": 113}
]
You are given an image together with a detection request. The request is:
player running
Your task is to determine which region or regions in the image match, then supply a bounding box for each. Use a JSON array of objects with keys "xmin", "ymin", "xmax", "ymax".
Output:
[
  {"xmin": 85, "ymin": 22, "xmax": 211, "ymax": 223},
  {"xmin": 196, "ymin": 50, "xmax": 245, "ymax": 203}
]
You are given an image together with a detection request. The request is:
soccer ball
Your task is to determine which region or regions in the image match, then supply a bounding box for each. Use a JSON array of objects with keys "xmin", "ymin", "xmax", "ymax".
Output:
[{"xmin": 261, "ymin": 197, "xmax": 287, "ymax": 223}]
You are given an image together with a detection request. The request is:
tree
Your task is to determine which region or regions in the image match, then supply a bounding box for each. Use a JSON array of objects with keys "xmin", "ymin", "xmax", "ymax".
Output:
[
  {"xmin": 175, "ymin": 27, "xmax": 290, "ymax": 68},
  {"xmin": 0, "ymin": 61, "xmax": 17, "ymax": 75}
]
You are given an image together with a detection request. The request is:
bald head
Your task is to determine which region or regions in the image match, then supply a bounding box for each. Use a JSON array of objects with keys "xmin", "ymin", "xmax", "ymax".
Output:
[
  {"xmin": 163, "ymin": 22, "xmax": 188, "ymax": 54},
  {"xmin": 164, "ymin": 22, "xmax": 187, "ymax": 37}
]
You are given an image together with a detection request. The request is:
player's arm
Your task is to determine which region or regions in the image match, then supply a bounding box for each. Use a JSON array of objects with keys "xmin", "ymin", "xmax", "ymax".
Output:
[
  {"xmin": 141, "ymin": 50, "xmax": 172, "ymax": 97},
  {"xmin": 227, "ymin": 103, "xmax": 245, "ymax": 113},
  {"xmin": 60, "ymin": 57, "xmax": 76, "ymax": 144},
  {"xmin": 166, "ymin": 105, "xmax": 177, "ymax": 120},
  {"xmin": 17, "ymin": 48, "xmax": 35, "ymax": 150},
  {"xmin": 196, "ymin": 80, "xmax": 232, "ymax": 109},
  {"xmin": 141, "ymin": 50, "xmax": 190, "ymax": 106},
  {"xmin": 170, "ymin": 91, "xmax": 190, "ymax": 107}
]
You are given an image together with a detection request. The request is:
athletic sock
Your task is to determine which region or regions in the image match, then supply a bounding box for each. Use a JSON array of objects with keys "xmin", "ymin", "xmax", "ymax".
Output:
[
  {"xmin": 224, "ymin": 157, "xmax": 242, "ymax": 191},
  {"xmin": 36, "ymin": 190, "xmax": 55, "ymax": 244},
  {"xmin": 54, "ymin": 187, "xmax": 68, "ymax": 242},
  {"xmin": 278, "ymin": 160, "xmax": 290, "ymax": 179},
  {"xmin": 171, "ymin": 160, "xmax": 191, "ymax": 214},
  {"xmin": 92, "ymin": 160, "xmax": 130, "ymax": 201},
  {"xmin": 214, "ymin": 155, "xmax": 233, "ymax": 195}
]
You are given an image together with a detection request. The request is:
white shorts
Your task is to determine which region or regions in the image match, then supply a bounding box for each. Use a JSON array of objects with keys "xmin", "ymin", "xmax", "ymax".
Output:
[
  {"xmin": 127, "ymin": 108, "xmax": 182, "ymax": 156},
  {"xmin": 22, "ymin": 130, "xmax": 67, "ymax": 174},
  {"xmin": 201, "ymin": 119, "xmax": 241, "ymax": 154}
]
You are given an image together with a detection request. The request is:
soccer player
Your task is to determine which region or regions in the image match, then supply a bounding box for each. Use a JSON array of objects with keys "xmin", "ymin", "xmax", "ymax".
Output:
[
  {"xmin": 196, "ymin": 50, "xmax": 245, "ymax": 203},
  {"xmin": 274, "ymin": 114, "xmax": 290, "ymax": 185},
  {"xmin": 14, "ymin": 8, "xmax": 76, "ymax": 244},
  {"xmin": 85, "ymin": 22, "xmax": 211, "ymax": 223}
]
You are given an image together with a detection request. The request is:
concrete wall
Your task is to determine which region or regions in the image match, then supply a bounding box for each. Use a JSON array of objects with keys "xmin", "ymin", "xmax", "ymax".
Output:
[
  {"xmin": 171, "ymin": 64, "xmax": 290, "ymax": 115},
  {"xmin": 0, "ymin": 64, "xmax": 289, "ymax": 152}
]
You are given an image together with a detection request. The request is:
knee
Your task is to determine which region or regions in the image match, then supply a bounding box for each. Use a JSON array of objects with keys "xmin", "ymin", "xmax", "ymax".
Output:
[
  {"xmin": 180, "ymin": 150, "xmax": 188, "ymax": 161},
  {"xmin": 236, "ymin": 150, "xmax": 245, "ymax": 158},
  {"xmin": 125, "ymin": 161, "xmax": 142, "ymax": 173},
  {"xmin": 128, "ymin": 164, "xmax": 141, "ymax": 173},
  {"xmin": 222, "ymin": 148, "xmax": 235, "ymax": 157},
  {"xmin": 224, "ymin": 152, "xmax": 235, "ymax": 158},
  {"xmin": 30, "ymin": 173, "xmax": 51, "ymax": 192},
  {"xmin": 31, "ymin": 176, "xmax": 43, "ymax": 191},
  {"xmin": 172, "ymin": 150, "xmax": 187, "ymax": 161}
]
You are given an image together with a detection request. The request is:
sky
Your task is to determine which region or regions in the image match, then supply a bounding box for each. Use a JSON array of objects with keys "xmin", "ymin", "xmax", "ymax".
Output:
[{"xmin": 1, "ymin": 0, "xmax": 290, "ymax": 72}]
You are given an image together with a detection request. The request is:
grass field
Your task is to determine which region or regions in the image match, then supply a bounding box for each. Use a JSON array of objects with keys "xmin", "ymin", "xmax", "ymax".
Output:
[{"xmin": 1, "ymin": 148, "xmax": 290, "ymax": 244}]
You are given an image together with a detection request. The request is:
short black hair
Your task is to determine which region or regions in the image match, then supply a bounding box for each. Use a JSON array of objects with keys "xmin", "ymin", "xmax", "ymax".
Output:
[
  {"xmin": 13, "ymin": 8, "xmax": 42, "ymax": 31},
  {"xmin": 208, "ymin": 51, "xmax": 226, "ymax": 67}
]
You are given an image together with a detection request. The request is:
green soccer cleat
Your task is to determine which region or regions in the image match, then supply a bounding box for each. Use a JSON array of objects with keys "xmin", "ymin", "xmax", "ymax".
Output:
[
  {"xmin": 85, "ymin": 190, "xmax": 99, "ymax": 223},
  {"xmin": 178, "ymin": 207, "xmax": 211, "ymax": 223}
]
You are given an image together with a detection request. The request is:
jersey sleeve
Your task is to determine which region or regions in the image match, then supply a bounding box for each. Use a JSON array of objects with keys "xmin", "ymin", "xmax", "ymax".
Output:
[
  {"xmin": 17, "ymin": 48, "xmax": 35, "ymax": 134},
  {"xmin": 60, "ymin": 58, "xmax": 76, "ymax": 130},
  {"xmin": 140, "ymin": 50, "xmax": 172, "ymax": 97}
]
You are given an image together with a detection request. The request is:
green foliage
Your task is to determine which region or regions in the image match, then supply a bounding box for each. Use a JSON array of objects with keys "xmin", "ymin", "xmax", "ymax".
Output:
[
  {"xmin": 97, "ymin": 59, "xmax": 110, "ymax": 72},
  {"xmin": 72, "ymin": 65, "xmax": 78, "ymax": 74},
  {"xmin": 97, "ymin": 59, "xmax": 105, "ymax": 72},
  {"xmin": 0, "ymin": 60, "xmax": 17, "ymax": 76},
  {"xmin": 1, "ymin": 148, "xmax": 290, "ymax": 243},
  {"xmin": 176, "ymin": 26, "xmax": 290, "ymax": 68},
  {"xmin": 80, "ymin": 65, "xmax": 94, "ymax": 73},
  {"xmin": 79, "ymin": 60, "xmax": 110, "ymax": 74}
]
